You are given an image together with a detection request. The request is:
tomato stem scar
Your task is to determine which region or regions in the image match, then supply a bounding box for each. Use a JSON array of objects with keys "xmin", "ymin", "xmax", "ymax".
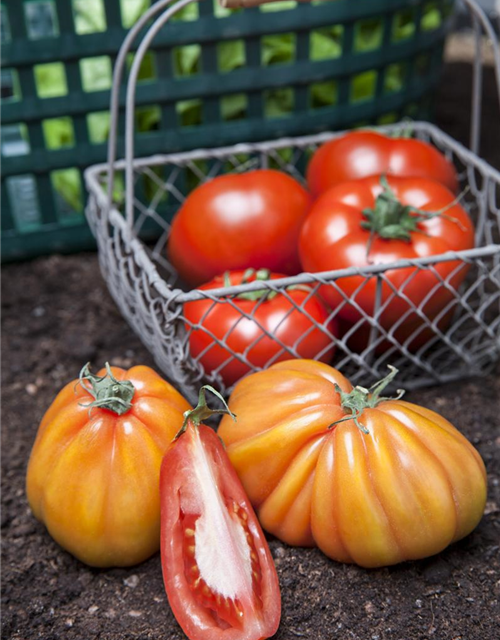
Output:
[
  {"xmin": 328, "ymin": 365, "xmax": 405, "ymax": 434},
  {"xmin": 76, "ymin": 362, "xmax": 135, "ymax": 416}
]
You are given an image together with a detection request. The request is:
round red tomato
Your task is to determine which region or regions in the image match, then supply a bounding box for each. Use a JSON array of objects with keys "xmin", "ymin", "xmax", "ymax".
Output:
[
  {"xmin": 168, "ymin": 169, "xmax": 312, "ymax": 287},
  {"xmin": 307, "ymin": 131, "xmax": 459, "ymax": 197},
  {"xmin": 299, "ymin": 176, "xmax": 474, "ymax": 347},
  {"xmin": 160, "ymin": 387, "xmax": 281, "ymax": 640},
  {"xmin": 184, "ymin": 269, "xmax": 337, "ymax": 387}
]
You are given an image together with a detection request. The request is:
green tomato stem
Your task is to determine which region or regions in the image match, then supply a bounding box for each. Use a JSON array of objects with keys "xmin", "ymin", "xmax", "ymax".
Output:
[
  {"xmin": 77, "ymin": 362, "xmax": 135, "ymax": 416},
  {"xmin": 329, "ymin": 365, "xmax": 405, "ymax": 434}
]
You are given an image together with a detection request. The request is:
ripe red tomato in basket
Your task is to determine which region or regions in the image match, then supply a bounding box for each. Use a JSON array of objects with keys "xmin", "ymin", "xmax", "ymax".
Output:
[
  {"xmin": 307, "ymin": 131, "xmax": 459, "ymax": 197},
  {"xmin": 160, "ymin": 386, "xmax": 281, "ymax": 640},
  {"xmin": 183, "ymin": 269, "xmax": 337, "ymax": 387},
  {"xmin": 168, "ymin": 169, "xmax": 312, "ymax": 287},
  {"xmin": 299, "ymin": 175, "xmax": 474, "ymax": 347},
  {"xmin": 218, "ymin": 361, "xmax": 487, "ymax": 568}
]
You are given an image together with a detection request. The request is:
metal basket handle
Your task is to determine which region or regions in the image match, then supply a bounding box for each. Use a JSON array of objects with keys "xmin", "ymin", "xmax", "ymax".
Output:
[
  {"xmin": 461, "ymin": 0, "xmax": 500, "ymax": 155},
  {"xmin": 106, "ymin": 0, "xmax": 500, "ymax": 239}
]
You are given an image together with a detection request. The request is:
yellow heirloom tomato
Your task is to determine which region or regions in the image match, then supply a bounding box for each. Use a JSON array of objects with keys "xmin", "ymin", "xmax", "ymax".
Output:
[
  {"xmin": 218, "ymin": 360, "xmax": 487, "ymax": 568},
  {"xmin": 26, "ymin": 363, "xmax": 191, "ymax": 568}
]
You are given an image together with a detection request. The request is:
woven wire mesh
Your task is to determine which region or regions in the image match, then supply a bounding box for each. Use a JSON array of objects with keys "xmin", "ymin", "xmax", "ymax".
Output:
[{"xmin": 85, "ymin": 121, "xmax": 500, "ymax": 403}]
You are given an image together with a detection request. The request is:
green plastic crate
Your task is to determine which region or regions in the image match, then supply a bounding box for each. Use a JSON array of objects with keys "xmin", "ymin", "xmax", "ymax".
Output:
[{"xmin": 1, "ymin": 0, "xmax": 454, "ymax": 262}]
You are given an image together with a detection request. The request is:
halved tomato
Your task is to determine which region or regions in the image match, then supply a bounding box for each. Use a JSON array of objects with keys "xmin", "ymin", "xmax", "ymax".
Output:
[{"xmin": 160, "ymin": 387, "xmax": 281, "ymax": 640}]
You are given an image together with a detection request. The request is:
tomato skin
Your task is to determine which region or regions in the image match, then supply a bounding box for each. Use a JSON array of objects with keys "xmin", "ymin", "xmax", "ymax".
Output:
[
  {"xmin": 26, "ymin": 366, "xmax": 191, "ymax": 567},
  {"xmin": 184, "ymin": 270, "xmax": 337, "ymax": 387},
  {"xmin": 219, "ymin": 360, "xmax": 487, "ymax": 568},
  {"xmin": 299, "ymin": 175, "xmax": 474, "ymax": 346},
  {"xmin": 160, "ymin": 421, "xmax": 281, "ymax": 640},
  {"xmin": 169, "ymin": 170, "xmax": 312, "ymax": 287},
  {"xmin": 307, "ymin": 131, "xmax": 459, "ymax": 197}
]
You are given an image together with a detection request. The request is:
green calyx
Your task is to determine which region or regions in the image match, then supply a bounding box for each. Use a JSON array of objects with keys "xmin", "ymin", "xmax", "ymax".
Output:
[
  {"xmin": 330, "ymin": 365, "xmax": 405, "ymax": 434},
  {"xmin": 224, "ymin": 268, "xmax": 312, "ymax": 302},
  {"xmin": 174, "ymin": 385, "xmax": 236, "ymax": 440},
  {"xmin": 361, "ymin": 176, "xmax": 467, "ymax": 257},
  {"xmin": 77, "ymin": 362, "xmax": 135, "ymax": 416}
]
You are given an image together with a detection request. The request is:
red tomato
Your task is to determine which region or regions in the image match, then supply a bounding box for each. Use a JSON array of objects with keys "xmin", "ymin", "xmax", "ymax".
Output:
[
  {"xmin": 307, "ymin": 131, "xmax": 459, "ymax": 197},
  {"xmin": 299, "ymin": 176, "xmax": 474, "ymax": 347},
  {"xmin": 184, "ymin": 269, "xmax": 337, "ymax": 387},
  {"xmin": 169, "ymin": 170, "xmax": 312, "ymax": 287},
  {"xmin": 160, "ymin": 387, "xmax": 281, "ymax": 640}
]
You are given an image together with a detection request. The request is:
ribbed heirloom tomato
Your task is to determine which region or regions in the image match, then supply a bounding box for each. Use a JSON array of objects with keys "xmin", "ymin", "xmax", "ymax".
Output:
[
  {"xmin": 160, "ymin": 387, "xmax": 281, "ymax": 640},
  {"xmin": 168, "ymin": 169, "xmax": 312, "ymax": 287},
  {"xmin": 299, "ymin": 175, "xmax": 474, "ymax": 347},
  {"xmin": 26, "ymin": 364, "xmax": 191, "ymax": 567},
  {"xmin": 184, "ymin": 269, "xmax": 337, "ymax": 387},
  {"xmin": 218, "ymin": 360, "xmax": 487, "ymax": 568},
  {"xmin": 307, "ymin": 131, "xmax": 459, "ymax": 197}
]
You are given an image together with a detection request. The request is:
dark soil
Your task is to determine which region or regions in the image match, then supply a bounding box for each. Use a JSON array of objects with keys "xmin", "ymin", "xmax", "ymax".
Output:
[{"xmin": 2, "ymin": 61, "xmax": 500, "ymax": 640}]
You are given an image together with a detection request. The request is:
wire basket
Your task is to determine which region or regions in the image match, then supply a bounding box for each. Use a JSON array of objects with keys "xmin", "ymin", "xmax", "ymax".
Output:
[{"xmin": 85, "ymin": 0, "xmax": 500, "ymax": 403}]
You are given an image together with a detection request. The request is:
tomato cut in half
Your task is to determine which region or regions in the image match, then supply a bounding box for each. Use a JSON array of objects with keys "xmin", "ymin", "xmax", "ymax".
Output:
[{"xmin": 160, "ymin": 387, "xmax": 281, "ymax": 640}]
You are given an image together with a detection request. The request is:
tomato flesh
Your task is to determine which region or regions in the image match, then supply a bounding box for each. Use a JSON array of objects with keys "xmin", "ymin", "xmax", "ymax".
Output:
[{"xmin": 160, "ymin": 422, "xmax": 280, "ymax": 640}]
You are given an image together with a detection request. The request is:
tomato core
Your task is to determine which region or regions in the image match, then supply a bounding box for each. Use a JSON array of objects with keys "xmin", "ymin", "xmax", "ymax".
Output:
[{"xmin": 181, "ymin": 501, "xmax": 263, "ymax": 630}]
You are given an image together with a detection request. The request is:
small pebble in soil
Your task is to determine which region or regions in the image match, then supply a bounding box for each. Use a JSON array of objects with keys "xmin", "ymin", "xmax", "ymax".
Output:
[
  {"xmin": 415, "ymin": 599, "xmax": 423, "ymax": 608},
  {"xmin": 32, "ymin": 306, "xmax": 46, "ymax": 317},
  {"xmin": 364, "ymin": 601, "xmax": 375, "ymax": 614},
  {"xmin": 65, "ymin": 619, "xmax": 74, "ymax": 628},
  {"xmin": 88, "ymin": 605, "xmax": 99, "ymax": 615},
  {"xmin": 25, "ymin": 383, "xmax": 38, "ymax": 396},
  {"xmin": 128, "ymin": 610, "xmax": 143, "ymax": 618},
  {"xmin": 273, "ymin": 546, "xmax": 286, "ymax": 559},
  {"xmin": 124, "ymin": 574, "xmax": 139, "ymax": 588}
]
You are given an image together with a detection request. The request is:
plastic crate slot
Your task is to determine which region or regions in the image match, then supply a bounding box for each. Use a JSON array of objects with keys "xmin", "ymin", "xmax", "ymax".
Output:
[
  {"xmin": 172, "ymin": 3, "xmax": 199, "ymax": 21},
  {"xmin": 173, "ymin": 44, "xmax": 202, "ymax": 77},
  {"xmin": 136, "ymin": 105, "xmax": 162, "ymax": 133},
  {"xmin": 377, "ymin": 112, "xmax": 399, "ymax": 125},
  {"xmin": 264, "ymin": 87, "xmax": 294, "ymax": 118},
  {"xmin": 80, "ymin": 55, "xmax": 112, "ymax": 92},
  {"xmin": 310, "ymin": 80, "xmax": 338, "ymax": 110},
  {"xmin": 87, "ymin": 111, "xmax": 111, "ymax": 145},
  {"xmin": 392, "ymin": 8, "xmax": 417, "ymax": 43},
  {"xmin": 176, "ymin": 99, "xmax": 203, "ymax": 127},
  {"xmin": 384, "ymin": 62, "xmax": 407, "ymax": 94},
  {"xmin": 72, "ymin": 0, "xmax": 106, "ymax": 35},
  {"xmin": 261, "ymin": 33, "xmax": 296, "ymax": 67},
  {"xmin": 34, "ymin": 62, "xmax": 68, "ymax": 98},
  {"xmin": 310, "ymin": 25, "xmax": 343, "ymax": 61},
  {"xmin": 220, "ymin": 93, "xmax": 248, "ymax": 122},
  {"xmin": 127, "ymin": 51, "xmax": 158, "ymax": 83},
  {"xmin": 217, "ymin": 40, "xmax": 246, "ymax": 74},
  {"xmin": 24, "ymin": 0, "xmax": 59, "ymax": 40},
  {"xmin": 350, "ymin": 70, "xmax": 378, "ymax": 103},
  {"xmin": 1, "ymin": 123, "xmax": 30, "ymax": 157},
  {"xmin": 42, "ymin": 117, "xmax": 75, "ymax": 150},
  {"xmin": 1, "ymin": 69, "xmax": 21, "ymax": 101},
  {"xmin": 213, "ymin": 0, "xmax": 241, "ymax": 19},
  {"xmin": 120, "ymin": 0, "xmax": 151, "ymax": 29},
  {"xmin": 51, "ymin": 168, "xmax": 83, "ymax": 218},
  {"xmin": 415, "ymin": 53, "xmax": 432, "ymax": 76},
  {"xmin": 6, "ymin": 175, "xmax": 42, "ymax": 232},
  {"xmin": 260, "ymin": 1, "xmax": 297, "ymax": 12},
  {"xmin": 353, "ymin": 18, "xmax": 384, "ymax": 53},
  {"xmin": 421, "ymin": 1, "xmax": 442, "ymax": 32}
]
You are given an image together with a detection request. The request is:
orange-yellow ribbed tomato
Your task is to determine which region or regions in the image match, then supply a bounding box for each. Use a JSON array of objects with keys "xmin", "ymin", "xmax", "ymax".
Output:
[
  {"xmin": 218, "ymin": 360, "xmax": 487, "ymax": 568},
  {"xmin": 26, "ymin": 364, "xmax": 191, "ymax": 567}
]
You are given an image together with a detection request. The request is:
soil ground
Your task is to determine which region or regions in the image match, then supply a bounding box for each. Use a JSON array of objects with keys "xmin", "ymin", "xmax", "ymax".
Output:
[{"xmin": 2, "ymin": 61, "xmax": 500, "ymax": 640}]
